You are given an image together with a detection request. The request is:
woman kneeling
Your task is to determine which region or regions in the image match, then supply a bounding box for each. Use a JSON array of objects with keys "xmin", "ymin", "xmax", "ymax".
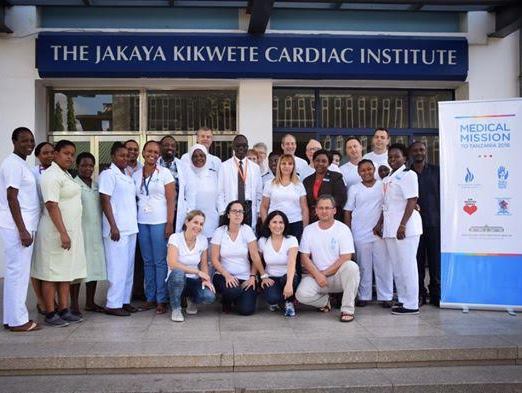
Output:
[{"xmin": 167, "ymin": 210, "xmax": 215, "ymax": 322}]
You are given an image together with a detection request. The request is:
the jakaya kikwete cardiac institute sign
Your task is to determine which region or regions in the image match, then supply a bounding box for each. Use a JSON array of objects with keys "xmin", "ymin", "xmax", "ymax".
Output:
[{"xmin": 36, "ymin": 32, "xmax": 468, "ymax": 80}]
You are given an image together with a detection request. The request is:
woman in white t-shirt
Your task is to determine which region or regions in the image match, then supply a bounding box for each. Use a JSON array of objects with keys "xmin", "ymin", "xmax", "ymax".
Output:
[
  {"xmin": 258, "ymin": 210, "xmax": 299, "ymax": 317},
  {"xmin": 344, "ymin": 159, "xmax": 392, "ymax": 308},
  {"xmin": 211, "ymin": 200, "xmax": 270, "ymax": 316},
  {"xmin": 166, "ymin": 210, "xmax": 216, "ymax": 322},
  {"xmin": 260, "ymin": 154, "xmax": 309, "ymax": 241},
  {"xmin": 374, "ymin": 144, "xmax": 422, "ymax": 315},
  {"xmin": 132, "ymin": 140, "xmax": 175, "ymax": 315}
]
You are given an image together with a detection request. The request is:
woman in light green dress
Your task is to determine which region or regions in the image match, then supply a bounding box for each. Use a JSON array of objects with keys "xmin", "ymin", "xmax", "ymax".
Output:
[
  {"xmin": 32, "ymin": 140, "xmax": 87, "ymax": 327},
  {"xmin": 70, "ymin": 152, "xmax": 107, "ymax": 316}
]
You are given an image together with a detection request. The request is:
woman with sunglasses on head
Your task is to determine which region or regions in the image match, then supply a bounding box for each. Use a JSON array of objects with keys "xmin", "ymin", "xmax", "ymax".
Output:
[
  {"xmin": 166, "ymin": 210, "xmax": 215, "ymax": 322},
  {"xmin": 211, "ymin": 200, "xmax": 270, "ymax": 316},
  {"xmin": 258, "ymin": 210, "xmax": 298, "ymax": 317}
]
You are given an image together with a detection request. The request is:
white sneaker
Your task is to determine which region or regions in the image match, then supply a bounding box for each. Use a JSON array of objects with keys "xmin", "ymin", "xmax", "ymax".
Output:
[
  {"xmin": 171, "ymin": 308, "xmax": 185, "ymax": 322},
  {"xmin": 186, "ymin": 299, "xmax": 198, "ymax": 315}
]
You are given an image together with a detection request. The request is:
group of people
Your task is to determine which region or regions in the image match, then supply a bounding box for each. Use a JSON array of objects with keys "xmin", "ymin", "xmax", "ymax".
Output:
[{"xmin": 0, "ymin": 125, "xmax": 440, "ymax": 331}]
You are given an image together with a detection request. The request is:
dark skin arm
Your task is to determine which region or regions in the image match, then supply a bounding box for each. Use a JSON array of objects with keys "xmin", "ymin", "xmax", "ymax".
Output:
[
  {"xmin": 100, "ymin": 193, "xmax": 120, "ymax": 241},
  {"xmin": 6, "ymin": 187, "xmax": 32, "ymax": 247},
  {"xmin": 396, "ymin": 197, "xmax": 418, "ymax": 240},
  {"xmin": 45, "ymin": 201, "xmax": 70, "ymax": 250}
]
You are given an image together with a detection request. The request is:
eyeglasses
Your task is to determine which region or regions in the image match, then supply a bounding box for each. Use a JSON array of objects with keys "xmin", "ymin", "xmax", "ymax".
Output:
[
  {"xmin": 230, "ymin": 209, "xmax": 245, "ymax": 215},
  {"xmin": 316, "ymin": 206, "xmax": 335, "ymax": 211}
]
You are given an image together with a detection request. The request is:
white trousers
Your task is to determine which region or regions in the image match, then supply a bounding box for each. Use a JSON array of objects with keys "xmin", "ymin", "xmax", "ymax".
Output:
[
  {"xmin": 296, "ymin": 261, "xmax": 360, "ymax": 314},
  {"xmin": 104, "ymin": 234, "xmax": 136, "ymax": 309},
  {"xmin": 0, "ymin": 228, "xmax": 33, "ymax": 327},
  {"xmin": 385, "ymin": 235, "xmax": 420, "ymax": 310},
  {"xmin": 355, "ymin": 239, "xmax": 393, "ymax": 301}
]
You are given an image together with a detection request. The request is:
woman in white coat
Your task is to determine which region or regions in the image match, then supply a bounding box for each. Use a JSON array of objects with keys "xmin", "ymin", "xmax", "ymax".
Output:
[
  {"xmin": 374, "ymin": 143, "xmax": 422, "ymax": 315},
  {"xmin": 99, "ymin": 142, "xmax": 139, "ymax": 317},
  {"xmin": 185, "ymin": 144, "xmax": 219, "ymax": 239}
]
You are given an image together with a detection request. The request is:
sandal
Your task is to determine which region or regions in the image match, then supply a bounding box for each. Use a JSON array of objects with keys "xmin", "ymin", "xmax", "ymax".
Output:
[
  {"xmin": 155, "ymin": 303, "xmax": 167, "ymax": 315},
  {"xmin": 9, "ymin": 320, "xmax": 41, "ymax": 332},
  {"xmin": 318, "ymin": 300, "xmax": 332, "ymax": 313},
  {"xmin": 340, "ymin": 312, "xmax": 354, "ymax": 323}
]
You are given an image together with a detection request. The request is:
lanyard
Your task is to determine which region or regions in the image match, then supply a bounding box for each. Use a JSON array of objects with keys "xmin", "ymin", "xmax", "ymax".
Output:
[
  {"xmin": 235, "ymin": 158, "xmax": 248, "ymax": 184},
  {"xmin": 141, "ymin": 168, "xmax": 158, "ymax": 197}
]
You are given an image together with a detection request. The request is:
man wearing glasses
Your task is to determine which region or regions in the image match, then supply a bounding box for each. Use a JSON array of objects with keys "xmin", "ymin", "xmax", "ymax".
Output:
[
  {"xmin": 217, "ymin": 134, "xmax": 262, "ymax": 229},
  {"xmin": 296, "ymin": 195, "xmax": 360, "ymax": 322}
]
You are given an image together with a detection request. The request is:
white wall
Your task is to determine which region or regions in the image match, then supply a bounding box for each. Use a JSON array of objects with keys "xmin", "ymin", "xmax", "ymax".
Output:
[
  {"xmin": 0, "ymin": 6, "xmax": 38, "ymax": 276},
  {"xmin": 238, "ymin": 79, "xmax": 273, "ymax": 151},
  {"xmin": 467, "ymin": 30, "xmax": 520, "ymax": 100}
]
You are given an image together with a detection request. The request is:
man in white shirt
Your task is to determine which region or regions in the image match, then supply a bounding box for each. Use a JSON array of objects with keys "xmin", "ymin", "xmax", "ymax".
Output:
[
  {"xmin": 281, "ymin": 134, "xmax": 309, "ymax": 180},
  {"xmin": 217, "ymin": 134, "xmax": 262, "ymax": 229},
  {"xmin": 0, "ymin": 127, "xmax": 41, "ymax": 331},
  {"xmin": 253, "ymin": 142, "xmax": 268, "ymax": 174},
  {"xmin": 339, "ymin": 137, "xmax": 363, "ymax": 189},
  {"xmin": 124, "ymin": 139, "xmax": 143, "ymax": 177},
  {"xmin": 296, "ymin": 195, "xmax": 360, "ymax": 322},
  {"xmin": 363, "ymin": 128, "xmax": 391, "ymax": 171},
  {"xmin": 181, "ymin": 127, "xmax": 221, "ymax": 172},
  {"xmin": 261, "ymin": 151, "xmax": 280, "ymax": 185}
]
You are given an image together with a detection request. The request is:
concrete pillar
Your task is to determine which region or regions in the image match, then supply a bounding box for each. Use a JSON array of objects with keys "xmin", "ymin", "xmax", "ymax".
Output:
[{"xmin": 237, "ymin": 79, "xmax": 273, "ymax": 152}]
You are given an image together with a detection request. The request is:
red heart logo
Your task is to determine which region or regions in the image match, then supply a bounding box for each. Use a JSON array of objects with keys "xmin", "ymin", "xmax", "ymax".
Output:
[{"xmin": 463, "ymin": 205, "xmax": 477, "ymax": 215}]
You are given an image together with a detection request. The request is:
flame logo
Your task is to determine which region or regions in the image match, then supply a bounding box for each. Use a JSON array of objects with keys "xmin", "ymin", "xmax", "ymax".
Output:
[
  {"xmin": 465, "ymin": 168, "xmax": 474, "ymax": 183},
  {"xmin": 497, "ymin": 166, "xmax": 509, "ymax": 181}
]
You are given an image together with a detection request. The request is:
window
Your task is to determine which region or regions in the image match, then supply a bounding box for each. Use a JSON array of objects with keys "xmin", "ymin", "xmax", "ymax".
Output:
[{"xmin": 50, "ymin": 91, "xmax": 140, "ymax": 132}]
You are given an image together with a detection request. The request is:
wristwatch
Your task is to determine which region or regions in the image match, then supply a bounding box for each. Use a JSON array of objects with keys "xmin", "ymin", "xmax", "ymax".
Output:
[{"xmin": 260, "ymin": 273, "xmax": 269, "ymax": 280}]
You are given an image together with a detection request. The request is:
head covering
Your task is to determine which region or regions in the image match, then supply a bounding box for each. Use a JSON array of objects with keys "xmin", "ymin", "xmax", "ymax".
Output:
[{"xmin": 189, "ymin": 143, "xmax": 209, "ymax": 174}]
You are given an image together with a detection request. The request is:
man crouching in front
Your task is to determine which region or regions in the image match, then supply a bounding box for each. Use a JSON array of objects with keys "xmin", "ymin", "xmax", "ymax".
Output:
[{"xmin": 296, "ymin": 194, "xmax": 360, "ymax": 322}]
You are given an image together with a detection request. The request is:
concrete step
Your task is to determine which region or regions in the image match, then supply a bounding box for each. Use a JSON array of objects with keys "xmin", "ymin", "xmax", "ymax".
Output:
[
  {"xmin": 0, "ymin": 335, "xmax": 520, "ymax": 375},
  {"xmin": 0, "ymin": 365, "xmax": 521, "ymax": 392}
]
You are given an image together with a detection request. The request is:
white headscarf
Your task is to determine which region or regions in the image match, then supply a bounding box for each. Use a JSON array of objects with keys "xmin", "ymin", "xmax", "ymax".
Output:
[{"xmin": 189, "ymin": 143, "xmax": 209, "ymax": 175}]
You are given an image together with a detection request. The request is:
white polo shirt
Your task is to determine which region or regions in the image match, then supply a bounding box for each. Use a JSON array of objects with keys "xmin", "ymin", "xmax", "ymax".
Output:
[
  {"xmin": 299, "ymin": 220, "xmax": 355, "ymax": 272},
  {"xmin": 344, "ymin": 181, "xmax": 383, "ymax": 244},
  {"xmin": 382, "ymin": 165, "xmax": 423, "ymax": 238},
  {"xmin": 167, "ymin": 232, "xmax": 208, "ymax": 279},
  {"xmin": 132, "ymin": 166, "xmax": 174, "ymax": 225},
  {"xmin": 0, "ymin": 153, "xmax": 40, "ymax": 231},
  {"xmin": 211, "ymin": 224, "xmax": 256, "ymax": 280},
  {"xmin": 263, "ymin": 180, "xmax": 306, "ymax": 223},
  {"xmin": 98, "ymin": 163, "xmax": 138, "ymax": 237},
  {"xmin": 258, "ymin": 235, "xmax": 298, "ymax": 277}
]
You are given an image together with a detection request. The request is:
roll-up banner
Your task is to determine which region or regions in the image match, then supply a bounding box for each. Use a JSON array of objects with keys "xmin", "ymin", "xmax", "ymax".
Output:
[{"xmin": 439, "ymin": 98, "xmax": 522, "ymax": 311}]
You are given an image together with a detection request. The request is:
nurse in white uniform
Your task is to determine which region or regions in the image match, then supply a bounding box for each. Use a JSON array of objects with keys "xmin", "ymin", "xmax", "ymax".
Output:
[
  {"xmin": 0, "ymin": 127, "xmax": 41, "ymax": 332},
  {"xmin": 185, "ymin": 144, "xmax": 219, "ymax": 239},
  {"xmin": 344, "ymin": 159, "xmax": 393, "ymax": 308},
  {"xmin": 375, "ymin": 143, "xmax": 422, "ymax": 315},
  {"xmin": 99, "ymin": 142, "xmax": 139, "ymax": 317}
]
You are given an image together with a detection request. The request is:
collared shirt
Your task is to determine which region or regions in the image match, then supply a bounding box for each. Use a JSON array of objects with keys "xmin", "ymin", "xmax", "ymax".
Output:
[
  {"xmin": 382, "ymin": 165, "xmax": 423, "ymax": 238},
  {"xmin": 98, "ymin": 163, "xmax": 138, "ymax": 237},
  {"xmin": 125, "ymin": 161, "xmax": 143, "ymax": 177},
  {"xmin": 411, "ymin": 162, "xmax": 440, "ymax": 228},
  {"xmin": 0, "ymin": 153, "xmax": 40, "ymax": 231}
]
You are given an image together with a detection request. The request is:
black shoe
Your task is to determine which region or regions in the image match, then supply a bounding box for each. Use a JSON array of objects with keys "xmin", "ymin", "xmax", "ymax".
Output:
[
  {"xmin": 105, "ymin": 307, "xmax": 131, "ymax": 317},
  {"xmin": 355, "ymin": 299, "xmax": 368, "ymax": 307},
  {"xmin": 123, "ymin": 304, "xmax": 139, "ymax": 313},
  {"xmin": 392, "ymin": 306, "xmax": 420, "ymax": 315},
  {"xmin": 381, "ymin": 301, "xmax": 393, "ymax": 308}
]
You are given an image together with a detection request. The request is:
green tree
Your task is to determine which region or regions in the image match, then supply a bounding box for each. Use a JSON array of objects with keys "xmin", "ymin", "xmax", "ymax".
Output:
[
  {"xmin": 53, "ymin": 102, "xmax": 64, "ymax": 131},
  {"xmin": 66, "ymin": 96, "xmax": 76, "ymax": 131}
]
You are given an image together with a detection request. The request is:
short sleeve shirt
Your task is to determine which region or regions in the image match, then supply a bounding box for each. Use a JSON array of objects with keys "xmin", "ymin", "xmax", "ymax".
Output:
[
  {"xmin": 299, "ymin": 220, "xmax": 355, "ymax": 271},
  {"xmin": 211, "ymin": 225, "xmax": 256, "ymax": 280},
  {"xmin": 263, "ymin": 181, "xmax": 306, "ymax": 223},
  {"xmin": 98, "ymin": 163, "xmax": 138, "ymax": 237},
  {"xmin": 0, "ymin": 154, "xmax": 40, "ymax": 231},
  {"xmin": 344, "ymin": 181, "xmax": 383, "ymax": 244},
  {"xmin": 339, "ymin": 162, "xmax": 362, "ymax": 190},
  {"xmin": 167, "ymin": 232, "xmax": 208, "ymax": 279},
  {"xmin": 258, "ymin": 235, "xmax": 298, "ymax": 277},
  {"xmin": 132, "ymin": 166, "xmax": 174, "ymax": 225}
]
